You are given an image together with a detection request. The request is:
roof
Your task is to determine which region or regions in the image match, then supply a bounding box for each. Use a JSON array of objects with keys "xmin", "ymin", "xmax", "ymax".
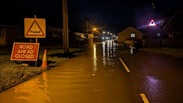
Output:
[
  {"xmin": 117, "ymin": 26, "xmax": 142, "ymax": 35},
  {"xmin": 0, "ymin": 24, "xmax": 20, "ymax": 28},
  {"xmin": 163, "ymin": 9, "xmax": 183, "ymax": 31}
]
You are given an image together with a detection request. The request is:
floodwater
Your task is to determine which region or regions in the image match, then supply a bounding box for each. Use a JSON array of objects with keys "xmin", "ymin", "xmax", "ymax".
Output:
[{"xmin": 0, "ymin": 40, "xmax": 133, "ymax": 103}]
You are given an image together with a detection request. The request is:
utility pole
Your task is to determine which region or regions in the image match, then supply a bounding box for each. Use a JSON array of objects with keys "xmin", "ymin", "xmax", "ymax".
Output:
[
  {"xmin": 86, "ymin": 21, "xmax": 89, "ymax": 38},
  {"xmin": 62, "ymin": 0, "xmax": 69, "ymax": 54}
]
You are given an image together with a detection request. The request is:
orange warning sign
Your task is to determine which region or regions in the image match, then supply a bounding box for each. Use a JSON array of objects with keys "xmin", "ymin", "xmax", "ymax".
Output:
[
  {"xmin": 10, "ymin": 42, "xmax": 40, "ymax": 61},
  {"xmin": 24, "ymin": 18, "xmax": 46, "ymax": 38}
]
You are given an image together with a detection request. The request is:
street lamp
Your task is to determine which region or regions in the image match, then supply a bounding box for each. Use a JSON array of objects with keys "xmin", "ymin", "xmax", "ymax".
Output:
[
  {"xmin": 92, "ymin": 27, "xmax": 97, "ymax": 34},
  {"xmin": 103, "ymin": 31, "xmax": 106, "ymax": 34},
  {"xmin": 93, "ymin": 28, "xmax": 97, "ymax": 31},
  {"xmin": 102, "ymin": 31, "xmax": 106, "ymax": 40}
]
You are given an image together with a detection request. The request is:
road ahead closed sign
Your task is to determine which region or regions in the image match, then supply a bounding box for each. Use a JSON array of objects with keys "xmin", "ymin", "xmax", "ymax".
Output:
[{"xmin": 11, "ymin": 42, "xmax": 40, "ymax": 61}]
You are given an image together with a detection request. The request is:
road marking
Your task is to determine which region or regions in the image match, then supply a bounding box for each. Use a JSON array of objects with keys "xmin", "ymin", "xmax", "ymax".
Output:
[
  {"xmin": 119, "ymin": 58, "xmax": 130, "ymax": 72},
  {"xmin": 140, "ymin": 93, "xmax": 150, "ymax": 103}
]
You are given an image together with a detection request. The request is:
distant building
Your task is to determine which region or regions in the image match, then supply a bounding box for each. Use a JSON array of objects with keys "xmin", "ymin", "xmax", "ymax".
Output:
[
  {"xmin": 117, "ymin": 26, "xmax": 143, "ymax": 47},
  {"xmin": 47, "ymin": 25, "xmax": 63, "ymax": 38},
  {"xmin": 75, "ymin": 32, "xmax": 85, "ymax": 39},
  {"xmin": 117, "ymin": 26, "xmax": 143, "ymax": 43},
  {"xmin": 0, "ymin": 24, "xmax": 88, "ymax": 47},
  {"xmin": 163, "ymin": 9, "xmax": 183, "ymax": 39},
  {"xmin": 0, "ymin": 24, "xmax": 21, "ymax": 46},
  {"xmin": 87, "ymin": 33, "xmax": 94, "ymax": 39},
  {"xmin": 46, "ymin": 25, "xmax": 87, "ymax": 47}
]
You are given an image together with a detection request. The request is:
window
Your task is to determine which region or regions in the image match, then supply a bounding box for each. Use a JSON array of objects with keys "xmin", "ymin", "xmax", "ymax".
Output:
[{"xmin": 0, "ymin": 28, "xmax": 5, "ymax": 37}]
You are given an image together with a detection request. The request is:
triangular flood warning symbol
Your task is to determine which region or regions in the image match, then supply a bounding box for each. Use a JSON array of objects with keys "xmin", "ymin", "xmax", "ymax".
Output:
[
  {"xmin": 26, "ymin": 20, "xmax": 44, "ymax": 36},
  {"xmin": 148, "ymin": 20, "xmax": 156, "ymax": 26}
]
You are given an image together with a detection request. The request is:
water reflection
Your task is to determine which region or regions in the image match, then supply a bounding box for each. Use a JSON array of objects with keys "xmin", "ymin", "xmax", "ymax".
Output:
[
  {"xmin": 102, "ymin": 40, "xmax": 117, "ymax": 66},
  {"xmin": 13, "ymin": 72, "xmax": 50, "ymax": 103},
  {"xmin": 145, "ymin": 75, "xmax": 162, "ymax": 97},
  {"xmin": 93, "ymin": 44, "xmax": 97, "ymax": 73},
  {"xmin": 102, "ymin": 42, "xmax": 106, "ymax": 66}
]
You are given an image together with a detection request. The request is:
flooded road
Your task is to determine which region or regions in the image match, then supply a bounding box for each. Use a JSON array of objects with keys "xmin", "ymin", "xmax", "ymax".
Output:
[{"xmin": 0, "ymin": 40, "xmax": 134, "ymax": 103}]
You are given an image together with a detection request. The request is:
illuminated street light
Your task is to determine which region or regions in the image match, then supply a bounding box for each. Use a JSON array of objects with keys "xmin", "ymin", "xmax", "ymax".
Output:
[
  {"xmin": 93, "ymin": 27, "xmax": 97, "ymax": 31},
  {"xmin": 103, "ymin": 31, "xmax": 106, "ymax": 34},
  {"xmin": 92, "ymin": 27, "xmax": 97, "ymax": 34}
]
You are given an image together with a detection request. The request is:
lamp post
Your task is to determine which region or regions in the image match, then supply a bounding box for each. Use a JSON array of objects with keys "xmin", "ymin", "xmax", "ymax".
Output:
[
  {"xmin": 92, "ymin": 27, "xmax": 97, "ymax": 37},
  {"xmin": 103, "ymin": 31, "xmax": 106, "ymax": 34},
  {"xmin": 101, "ymin": 31, "xmax": 106, "ymax": 40},
  {"xmin": 92, "ymin": 28, "xmax": 96, "ymax": 33}
]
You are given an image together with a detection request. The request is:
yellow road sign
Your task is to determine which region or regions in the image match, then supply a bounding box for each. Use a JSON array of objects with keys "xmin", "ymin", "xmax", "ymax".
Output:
[{"xmin": 24, "ymin": 18, "xmax": 46, "ymax": 38}]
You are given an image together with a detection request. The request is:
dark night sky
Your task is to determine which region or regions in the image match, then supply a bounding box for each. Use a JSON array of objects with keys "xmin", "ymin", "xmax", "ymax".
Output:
[{"xmin": 0, "ymin": 0, "xmax": 182, "ymax": 33}]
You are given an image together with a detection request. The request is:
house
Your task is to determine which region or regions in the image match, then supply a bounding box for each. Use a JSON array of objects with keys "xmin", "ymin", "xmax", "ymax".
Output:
[
  {"xmin": 87, "ymin": 33, "xmax": 94, "ymax": 39},
  {"xmin": 142, "ymin": 9, "xmax": 183, "ymax": 47},
  {"xmin": 46, "ymin": 25, "xmax": 87, "ymax": 47},
  {"xmin": 117, "ymin": 26, "xmax": 143, "ymax": 47},
  {"xmin": 117, "ymin": 26, "xmax": 143, "ymax": 42},
  {"xmin": 47, "ymin": 25, "xmax": 62, "ymax": 38},
  {"xmin": 0, "ymin": 24, "xmax": 21, "ymax": 46},
  {"xmin": 75, "ymin": 32, "xmax": 86, "ymax": 39},
  {"xmin": 163, "ymin": 9, "xmax": 183, "ymax": 39}
]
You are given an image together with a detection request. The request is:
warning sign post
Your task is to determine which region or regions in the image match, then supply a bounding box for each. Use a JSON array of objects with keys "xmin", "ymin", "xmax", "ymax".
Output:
[
  {"xmin": 24, "ymin": 18, "xmax": 46, "ymax": 38},
  {"xmin": 11, "ymin": 42, "xmax": 40, "ymax": 61}
]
